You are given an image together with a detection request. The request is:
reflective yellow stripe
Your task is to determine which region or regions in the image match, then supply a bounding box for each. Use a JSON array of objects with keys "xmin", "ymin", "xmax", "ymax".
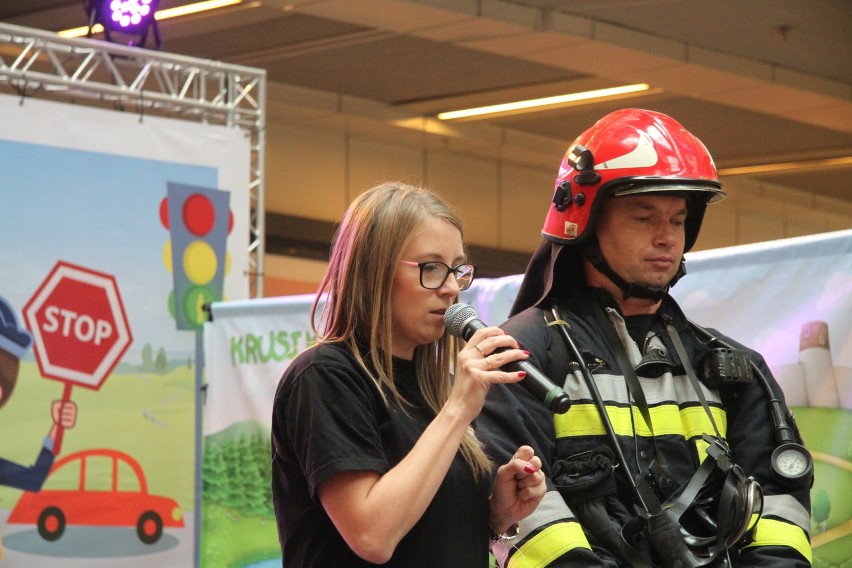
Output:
[
  {"xmin": 554, "ymin": 402, "xmax": 726, "ymax": 439},
  {"xmin": 553, "ymin": 404, "xmax": 606, "ymax": 437},
  {"xmin": 508, "ymin": 522, "xmax": 591, "ymax": 568},
  {"xmin": 744, "ymin": 517, "xmax": 812, "ymax": 563}
]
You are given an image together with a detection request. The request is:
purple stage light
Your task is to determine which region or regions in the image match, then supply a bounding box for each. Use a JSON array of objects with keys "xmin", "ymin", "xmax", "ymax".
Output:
[
  {"xmin": 108, "ymin": 0, "xmax": 156, "ymax": 32},
  {"xmin": 86, "ymin": 0, "xmax": 161, "ymax": 49}
]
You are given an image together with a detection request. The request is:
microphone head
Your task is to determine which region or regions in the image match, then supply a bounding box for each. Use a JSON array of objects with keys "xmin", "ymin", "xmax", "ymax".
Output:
[{"xmin": 443, "ymin": 303, "xmax": 478, "ymax": 338}]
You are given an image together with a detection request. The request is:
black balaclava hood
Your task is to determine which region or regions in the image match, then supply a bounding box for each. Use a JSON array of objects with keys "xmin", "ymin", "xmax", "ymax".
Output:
[{"xmin": 509, "ymin": 240, "xmax": 582, "ymax": 317}]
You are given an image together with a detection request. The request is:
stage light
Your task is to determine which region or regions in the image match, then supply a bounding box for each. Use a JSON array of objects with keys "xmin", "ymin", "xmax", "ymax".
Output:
[
  {"xmin": 59, "ymin": 2, "xmax": 250, "ymax": 40},
  {"xmin": 86, "ymin": 0, "xmax": 162, "ymax": 49}
]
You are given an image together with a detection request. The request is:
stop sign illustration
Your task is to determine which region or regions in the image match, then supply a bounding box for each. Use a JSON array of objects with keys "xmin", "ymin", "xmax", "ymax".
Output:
[{"xmin": 24, "ymin": 261, "xmax": 133, "ymax": 390}]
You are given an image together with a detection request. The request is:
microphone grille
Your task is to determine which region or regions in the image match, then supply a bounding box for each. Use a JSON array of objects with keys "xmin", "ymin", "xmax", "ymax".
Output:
[{"xmin": 444, "ymin": 303, "xmax": 478, "ymax": 337}]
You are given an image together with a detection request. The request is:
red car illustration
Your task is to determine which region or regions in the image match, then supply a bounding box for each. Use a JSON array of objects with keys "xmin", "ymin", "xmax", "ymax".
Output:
[{"xmin": 7, "ymin": 448, "xmax": 184, "ymax": 544}]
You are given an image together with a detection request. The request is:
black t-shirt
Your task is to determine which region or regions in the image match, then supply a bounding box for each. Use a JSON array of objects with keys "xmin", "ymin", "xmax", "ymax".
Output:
[
  {"xmin": 271, "ymin": 343, "xmax": 491, "ymax": 567},
  {"xmin": 623, "ymin": 313, "xmax": 656, "ymax": 348}
]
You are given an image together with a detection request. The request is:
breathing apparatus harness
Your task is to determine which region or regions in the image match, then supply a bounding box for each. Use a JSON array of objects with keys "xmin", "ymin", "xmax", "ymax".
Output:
[
  {"xmin": 547, "ymin": 299, "xmax": 765, "ymax": 567},
  {"xmin": 578, "ymin": 230, "xmax": 813, "ymax": 490},
  {"xmin": 686, "ymin": 321, "xmax": 814, "ymax": 488}
]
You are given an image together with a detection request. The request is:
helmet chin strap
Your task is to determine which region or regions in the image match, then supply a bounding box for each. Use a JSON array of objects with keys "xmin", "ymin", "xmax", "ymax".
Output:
[{"xmin": 581, "ymin": 240, "xmax": 686, "ymax": 302}]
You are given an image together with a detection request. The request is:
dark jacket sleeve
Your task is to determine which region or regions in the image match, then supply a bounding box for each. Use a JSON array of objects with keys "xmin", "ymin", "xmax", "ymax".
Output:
[
  {"xmin": 0, "ymin": 440, "xmax": 55, "ymax": 492},
  {"xmin": 479, "ymin": 308, "xmax": 608, "ymax": 567},
  {"xmin": 700, "ymin": 330, "xmax": 812, "ymax": 566}
]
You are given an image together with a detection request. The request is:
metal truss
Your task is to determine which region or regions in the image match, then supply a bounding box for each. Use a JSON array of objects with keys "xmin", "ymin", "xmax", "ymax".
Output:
[{"xmin": 0, "ymin": 22, "xmax": 267, "ymax": 297}]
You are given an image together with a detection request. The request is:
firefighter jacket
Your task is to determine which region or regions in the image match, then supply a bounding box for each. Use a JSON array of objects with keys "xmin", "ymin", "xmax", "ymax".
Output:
[{"xmin": 480, "ymin": 288, "xmax": 812, "ymax": 567}]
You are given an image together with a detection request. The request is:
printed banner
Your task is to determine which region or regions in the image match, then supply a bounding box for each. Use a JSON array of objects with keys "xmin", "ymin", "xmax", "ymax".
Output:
[
  {"xmin": 202, "ymin": 296, "xmax": 321, "ymax": 567},
  {"xmin": 203, "ymin": 230, "xmax": 851, "ymax": 568},
  {"xmin": 0, "ymin": 93, "xmax": 250, "ymax": 567}
]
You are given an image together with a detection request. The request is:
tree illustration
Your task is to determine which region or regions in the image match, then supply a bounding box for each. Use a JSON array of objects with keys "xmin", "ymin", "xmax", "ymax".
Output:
[
  {"xmin": 141, "ymin": 343, "xmax": 154, "ymax": 372},
  {"xmin": 155, "ymin": 347, "xmax": 167, "ymax": 373},
  {"xmin": 203, "ymin": 441, "xmax": 230, "ymax": 503},
  {"xmin": 812, "ymin": 489, "xmax": 830, "ymax": 533},
  {"xmin": 203, "ymin": 424, "xmax": 275, "ymax": 518}
]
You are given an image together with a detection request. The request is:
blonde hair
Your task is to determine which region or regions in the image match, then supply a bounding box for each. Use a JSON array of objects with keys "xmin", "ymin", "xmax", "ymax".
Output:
[{"xmin": 311, "ymin": 182, "xmax": 491, "ymax": 479}]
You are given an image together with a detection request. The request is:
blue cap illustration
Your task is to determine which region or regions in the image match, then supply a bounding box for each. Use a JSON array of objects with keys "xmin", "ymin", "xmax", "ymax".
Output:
[{"xmin": 0, "ymin": 295, "xmax": 33, "ymax": 359}]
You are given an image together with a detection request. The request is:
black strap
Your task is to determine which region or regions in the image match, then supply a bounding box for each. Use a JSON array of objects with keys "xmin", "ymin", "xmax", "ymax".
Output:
[
  {"xmin": 584, "ymin": 299, "xmax": 680, "ymax": 499},
  {"xmin": 548, "ymin": 307, "xmax": 662, "ymax": 514},
  {"xmin": 587, "ymin": 301, "xmax": 656, "ymax": 435},
  {"xmin": 664, "ymin": 322, "xmax": 723, "ymax": 440}
]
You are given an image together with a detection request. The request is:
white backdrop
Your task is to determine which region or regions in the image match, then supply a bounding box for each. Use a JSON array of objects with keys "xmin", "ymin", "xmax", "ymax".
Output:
[{"xmin": 203, "ymin": 229, "xmax": 852, "ymax": 567}]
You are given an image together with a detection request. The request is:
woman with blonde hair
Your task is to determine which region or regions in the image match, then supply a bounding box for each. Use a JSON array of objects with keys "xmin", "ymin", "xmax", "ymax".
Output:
[{"xmin": 271, "ymin": 182, "xmax": 545, "ymax": 566}]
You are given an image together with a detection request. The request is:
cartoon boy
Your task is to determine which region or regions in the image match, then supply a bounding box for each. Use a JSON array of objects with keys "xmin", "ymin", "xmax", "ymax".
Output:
[{"xmin": 1, "ymin": 295, "xmax": 77, "ymax": 557}]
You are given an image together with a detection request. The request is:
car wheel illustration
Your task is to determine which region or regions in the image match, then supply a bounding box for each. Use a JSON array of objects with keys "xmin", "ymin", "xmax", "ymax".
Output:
[
  {"xmin": 37, "ymin": 507, "xmax": 66, "ymax": 541},
  {"xmin": 137, "ymin": 510, "xmax": 163, "ymax": 544}
]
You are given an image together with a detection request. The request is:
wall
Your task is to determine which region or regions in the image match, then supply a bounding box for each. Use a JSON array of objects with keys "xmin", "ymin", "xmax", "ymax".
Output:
[{"xmin": 262, "ymin": 115, "xmax": 852, "ymax": 297}]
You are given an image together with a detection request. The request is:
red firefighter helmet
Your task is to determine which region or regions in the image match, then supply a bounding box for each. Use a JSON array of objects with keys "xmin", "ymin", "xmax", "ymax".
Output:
[{"xmin": 542, "ymin": 108, "xmax": 725, "ymax": 252}]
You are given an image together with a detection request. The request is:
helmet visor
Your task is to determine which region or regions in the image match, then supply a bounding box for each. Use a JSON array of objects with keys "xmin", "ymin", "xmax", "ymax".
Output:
[{"xmin": 612, "ymin": 182, "xmax": 726, "ymax": 203}]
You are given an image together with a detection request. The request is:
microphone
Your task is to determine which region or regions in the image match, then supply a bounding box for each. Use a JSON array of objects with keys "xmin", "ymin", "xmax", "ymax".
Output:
[{"xmin": 444, "ymin": 303, "xmax": 571, "ymax": 414}]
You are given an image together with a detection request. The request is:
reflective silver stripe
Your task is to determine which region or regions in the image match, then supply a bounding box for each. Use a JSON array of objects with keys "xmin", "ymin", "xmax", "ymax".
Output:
[
  {"xmin": 606, "ymin": 307, "xmax": 644, "ymax": 366},
  {"xmin": 601, "ymin": 308, "xmax": 723, "ymax": 406},
  {"xmin": 491, "ymin": 490, "xmax": 576, "ymax": 565},
  {"xmin": 763, "ymin": 493, "xmax": 811, "ymax": 532},
  {"xmin": 522, "ymin": 489, "xmax": 577, "ymax": 529},
  {"xmin": 562, "ymin": 371, "xmax": 723, "ymax": 407},
  {"xmin": 557, "ymin": 310, "xmax": 723, "ymax": 408}
]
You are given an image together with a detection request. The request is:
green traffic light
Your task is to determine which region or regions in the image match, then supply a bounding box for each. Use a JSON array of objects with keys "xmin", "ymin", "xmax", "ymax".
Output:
[{"xmin": 181, "ymin": 285, "xmax": 217, "ymax": 329}]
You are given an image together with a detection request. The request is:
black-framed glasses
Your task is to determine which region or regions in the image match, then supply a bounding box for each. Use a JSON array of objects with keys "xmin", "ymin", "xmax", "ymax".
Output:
[{"xmin": 399, "ymin": 260, "xmax": 476, "ymax": 291}]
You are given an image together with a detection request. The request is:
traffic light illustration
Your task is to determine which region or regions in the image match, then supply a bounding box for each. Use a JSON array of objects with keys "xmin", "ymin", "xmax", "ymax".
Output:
[{"xmin": 161, "ymin": 182, "xmax": 231, "ymax": 331}]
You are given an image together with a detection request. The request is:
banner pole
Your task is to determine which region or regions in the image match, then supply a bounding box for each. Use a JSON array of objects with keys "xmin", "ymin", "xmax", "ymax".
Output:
[{"xmin": 194, "ymin": 329, "xmax": 204, "ymax": 568}]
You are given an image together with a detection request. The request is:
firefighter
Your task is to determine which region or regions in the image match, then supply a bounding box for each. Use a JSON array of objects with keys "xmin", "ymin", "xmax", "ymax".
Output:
[{"xmin": 480, "ymin": 109, "xmax": 812, "ymax": 567}]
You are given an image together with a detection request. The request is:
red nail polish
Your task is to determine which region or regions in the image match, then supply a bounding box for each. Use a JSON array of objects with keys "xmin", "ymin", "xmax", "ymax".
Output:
[
  {"xmin": 523, "ymin": 350, "xmax": 530, "ymax": 355},
  {"xmin": 517, "ymin": 371, "xmax": 526, "ymax": 378},
  {"xmin": 524, "ymin": 464, "xmax": 537, "ymax": 474}
]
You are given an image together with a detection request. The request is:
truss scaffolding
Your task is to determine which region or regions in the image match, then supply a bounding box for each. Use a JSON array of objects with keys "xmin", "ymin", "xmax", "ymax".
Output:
[{"xmin": 0, "ymin": 22, "xmax": 267, "ymax": 297}]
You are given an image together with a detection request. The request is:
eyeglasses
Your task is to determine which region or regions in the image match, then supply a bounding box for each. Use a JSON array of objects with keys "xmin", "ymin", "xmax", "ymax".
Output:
[{"xmin": 399, "ymin": 260, "xmax": 476, "ymax": 291}]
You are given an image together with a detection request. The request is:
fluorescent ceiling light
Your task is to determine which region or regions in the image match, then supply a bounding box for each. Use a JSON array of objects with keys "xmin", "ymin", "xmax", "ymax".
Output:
[
  {"xmin": 718, "ymin": 156, "xmax": 852, "ymax": 176},
  {"xmin": 392, "ymin": 117, "xmax": 460, "ymax": 137},
  {"xmin": 437, "ymin": 83, "xmax": 652, "ymax": 121},
  {"xmin": 58, "ymin": 0, "xmax": 244, "ymax": 38}
]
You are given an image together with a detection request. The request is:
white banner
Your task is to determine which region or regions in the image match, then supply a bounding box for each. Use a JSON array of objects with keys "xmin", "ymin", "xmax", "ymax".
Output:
[
  {"xmin": 204, "ymin": 296, "xmax": 322, "ymax": 436},
  {"xmin": 203, "ymin": 229, "xmax": 851, "ymax": 566},
  {"xmin": 671, "ymin": 229, "xmax": 852, "ymax": 409}
]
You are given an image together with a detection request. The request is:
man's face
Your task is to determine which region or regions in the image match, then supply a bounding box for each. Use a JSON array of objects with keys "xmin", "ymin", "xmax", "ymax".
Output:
[{"xmin": 594, "ymin": 194, "xmax": 688, "ymax": 290}]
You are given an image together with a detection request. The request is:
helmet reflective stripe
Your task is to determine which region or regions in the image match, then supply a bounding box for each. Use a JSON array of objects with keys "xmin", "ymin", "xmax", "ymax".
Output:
[{"xmin": 596, "ymin": 131, "xmax": 658, "ymax": 170}]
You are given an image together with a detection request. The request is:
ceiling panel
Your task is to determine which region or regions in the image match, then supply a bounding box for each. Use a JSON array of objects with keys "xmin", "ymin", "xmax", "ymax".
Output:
[
  {"xmin": 552, "ymin": 0, "xmax": 850, "ymax": 83},
  {"xmin": 2, "ymin": 0, "xmax": 849, "ymax": 207}
]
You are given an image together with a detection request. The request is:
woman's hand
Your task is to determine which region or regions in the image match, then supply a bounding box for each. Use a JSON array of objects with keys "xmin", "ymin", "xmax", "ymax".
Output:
[
  {"xmin": 447, "ymin": 326, "xmax": 529, "ymax": 423},
  {"xmin": 488, "ymin": 445, "xmax": 546, "ymax": 535}
]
